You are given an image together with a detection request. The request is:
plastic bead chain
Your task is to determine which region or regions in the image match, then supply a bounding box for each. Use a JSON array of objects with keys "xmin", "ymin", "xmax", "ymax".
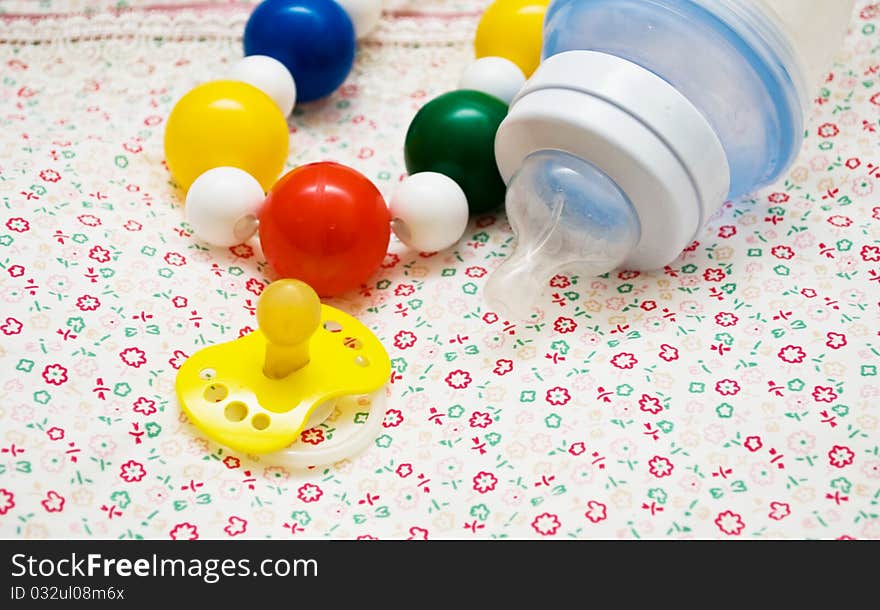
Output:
[{"xmin": 167, "ymin": 0, "xmax": 549, "ymax": 465}]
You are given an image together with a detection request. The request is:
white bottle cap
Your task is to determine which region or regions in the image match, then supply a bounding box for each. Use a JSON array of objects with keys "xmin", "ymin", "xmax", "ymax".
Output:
[{"xmin": 495, "ymin": 50, "xmax": 731, "ymax": 269}]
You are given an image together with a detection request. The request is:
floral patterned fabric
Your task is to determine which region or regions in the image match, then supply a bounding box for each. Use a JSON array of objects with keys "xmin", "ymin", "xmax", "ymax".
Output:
[{"xmin": 1, "ymin": 0, "xmax": 879, "ymax": 540}]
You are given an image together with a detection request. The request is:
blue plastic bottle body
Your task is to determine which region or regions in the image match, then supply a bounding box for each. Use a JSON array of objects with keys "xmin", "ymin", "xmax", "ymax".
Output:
[{"xmin": 542, "ymin": 0, "xmax": 808, "ymax": 199}]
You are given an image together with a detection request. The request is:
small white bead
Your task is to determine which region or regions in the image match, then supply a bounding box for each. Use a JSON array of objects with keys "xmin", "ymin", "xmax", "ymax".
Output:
[
  {"xmin": 335, "ymin": 0, "xmax": 383, "ymax": 39},
  {"xmin": 390, "ymin": 173, "xmax": 470, "ymax": 252},
  {"xmin": 229, "ymin": 55, "xmax": 297, "ymax": 116},
  {"xmin": 185, "ymin": 167, "xmax": 265, "ymax": 247},
  {"xmin": 459, "ymin": 56, "xmax": 526, "ymax": 105}
]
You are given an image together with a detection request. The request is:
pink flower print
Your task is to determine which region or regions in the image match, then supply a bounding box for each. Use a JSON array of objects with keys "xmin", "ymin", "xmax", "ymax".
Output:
[
  {"xmin": 0, "ymin": 489, "xmax": 14, "ymax": 515},
  {"xmin": 224, "ymin": 516, "xmax": 247, "ymax": 537},
  {"xmin": 817, "ymin": 122, "xmax": 839, "ymax": 138},
  {"xmin": 226, "ymin": 241, "xmax": 252, "ymax": 258},
  {"xmin": 860, "ymin": 245, "xmax": 880, "ymax": 262},
  {"xmin": 7, "ymin": 265, "xmax": 24, "ymax": 278},
  {"xmin": 6, "ymin": 217, "xmax": 29, "ymax": 232},
  {"xmin": 396, "ymin": 463, "xmax": 414, "ymax": 478},
  {"xmin": 119, "ymin": 459, "xmax": 146, "ymax": 483},
  {"xmin": 493, "ymin": 359, "xmax": 513, "ymax": 375},
  {"xmin": 41, "ymin": 491, "xmax": 65, "ymax": 513},
  {"xmin": 569, "ymin": 442, "xmax": 587, "ymax": 456},
  {"xmin": 40, "ymin": 168, "xmax": 61, "ymax": 182},
  {"xmin": 46, "ymin": 427, "xmax": 65, "ymax": 441},
  {"xmin": 119, "ymin": 347, "xmax": 147, "ymax": 368},
  {"xmin": 584, "ymin": 501, "xmax": 607, "ymax": 524},
  {"xmin": 445, "ymin": 370, "xmax": 472, "ymax": 389},
  {"xmin": 777, "ymin": 345, "xmax": 806, "ymax": 364},
  {"xmin": 383, "ymin": 409, "xmax": 403, "ymax": 428},
  {"xmin": 658, "ymin": 344, "xmax": 679, "ymax": 362},
  {"xmin": 714, "ymin": 312, "xmax": 739, "ymax": 327},
  {"xmin": 638, "ymin": 394, "xmax": 663, "ymax": 415},
  {"xmin": 549, "ymin": 274, "xmax": 571, "ymax": 289},
  {"xmin": 244, "ymin": 278, "xmax": 266, "ymax": 296},
  {"xmin": 133, "ymin": 396, "xmax": 157, "ymax": 416},
  {"xmin": 407, "ymin": 527, "xmax": 429, "ymax": 540},
  {"xmin": 394, "ymin": 283, "xmax": 415, "ymax": 297},
  {"xmin": 648, "ymin": 456, "xmax": 674, "ymax": 478},
  {"xmin": 300, "ymin": 428, "xmax": 325, "ymax": 445},
  {"xmin": 553, "ymin": 317, "xmax": 577, "ymax": 334},
  {"xmin": 545, "ymin": 386, "xmax": 571, "ymax": 406},
  {"xmin": 861, "ymin": 460, "xmax": 880, "ymax": 479},
  {"xmin": 640, "ymin": 300, "xmax": 657, "ymax": 311},
  {"xmin": 718, "ymin": 225, "xmax": 737, "ymax": 238},
  {"xmin": 75, "ymin": 294, "xmax": 100, "ymax": 311},
  {"xmin": 263, "ymin": 466, "xmax": 289, "ymax": 482},
  {"xmin": 828, "ymin": 445, "xmax": 855, "ymax": 469},
  {"xmin": 787, "ymin": 431, "xmax": 815, "ymax": 456},
  {"xmin": 715, "ymin": 379, "xmax": 741, "ymax": 396},
  {"xmin": 297, "ymin": 483, "xmax": 323, "ymax": 503},
  {"xmin": 78, "ymin": 214, "xmax": 102, "ymax": 227},
  {"xmin": 393, "ymin": 330, "xmax": 417, "ymax": 350},
  {"xmin": 715, "ymin": 510, "xmax": 745, "ymax": 536},
  {"xmin": 768, "ymin": 502, "xmax": 791, "ymax": 521},
  {"xmin": 744, "ymin": 436, "xmax": 764, "ymax": 452},
  {"xmin": 531, "ymin": 512, "xmax": 561, "ymax": 536},
  {"xmin": 472, "ymin": 471, "xmax": 498, "ymax": 493},
  {"xmin": 469, "ymin": 411, "xmax": 492, "ymax": 428},
  {"xmin": 89, "ymin": 245, "xmax": 111, "ymax": 263},
  {"xmin": 169, "ymin": 522, "xmax": 199, "ymax": 541},
  {"xmin": 812, "ymin": 386, "xmax": 838, "ymax": 403},
  {"xmin": 164, "ymin": 252, "xmax": 186, "ymax": 266},
  {"xmin": 223, "ymin": 456, "xmax": 240, "ymax": 469},
  {"xmin": 0, "ymin": 318, "xmax": 22, "ymax": 342},
  {"xmin": 771, "ymin": 245, "xmax": 795, "ymax": 260},
  {"xmin": 826, "ymin": 332, "xmax": 847, "ymax": 349},
  {"xmin": 41, "ymin": 363, "xmax": 68, "ymax": 386},
  {"xmin": 610, "ymin": 352, "xmax": 637, "ymax": 370},
  {"xmin": 168, "ymin": 350, "xmax": 188, "ymax": 370},
  {"xmin": 703, "ymin": 268, "xmax": 726, "ymax": 282}
]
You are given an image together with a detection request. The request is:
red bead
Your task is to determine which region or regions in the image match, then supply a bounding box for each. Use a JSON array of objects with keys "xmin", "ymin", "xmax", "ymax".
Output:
[{"xmin": 259, "ymin": 162, "xmax": 390, "ymax": 297}]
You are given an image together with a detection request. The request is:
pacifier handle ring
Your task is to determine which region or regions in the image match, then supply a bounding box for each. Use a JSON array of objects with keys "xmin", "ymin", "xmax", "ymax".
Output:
[{"xmin": 275, "ymin": 390, "xmax": 387, "ymax": 469}]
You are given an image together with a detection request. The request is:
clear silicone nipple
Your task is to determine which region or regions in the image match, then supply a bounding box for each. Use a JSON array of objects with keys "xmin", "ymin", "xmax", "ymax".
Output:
[{"xmin": 485, "ymin": 150, "xmax": 641, "ymax": 319}]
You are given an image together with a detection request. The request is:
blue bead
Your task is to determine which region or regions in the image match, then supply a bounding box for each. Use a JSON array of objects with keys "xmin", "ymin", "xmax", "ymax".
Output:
[{"xmin": 244, "ymin": 0, "xmax": 356, "ymax": 103}]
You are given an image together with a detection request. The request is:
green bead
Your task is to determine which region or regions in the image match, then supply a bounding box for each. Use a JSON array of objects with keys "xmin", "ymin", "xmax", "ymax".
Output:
[{"xmin": 404, "ymin": 90, "xmax": 508, "ymax": 214}]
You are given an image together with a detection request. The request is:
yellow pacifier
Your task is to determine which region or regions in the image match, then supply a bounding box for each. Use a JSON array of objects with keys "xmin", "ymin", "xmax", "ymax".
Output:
[{"xmin": 175, "ymin": 279, "xmax": 391, "ymax": 467}]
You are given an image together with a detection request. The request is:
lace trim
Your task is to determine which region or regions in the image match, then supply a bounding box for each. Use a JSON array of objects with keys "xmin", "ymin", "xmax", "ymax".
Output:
[{"xmin": 0, "ymin": 4, "xmax": 482, "ymax": 47}]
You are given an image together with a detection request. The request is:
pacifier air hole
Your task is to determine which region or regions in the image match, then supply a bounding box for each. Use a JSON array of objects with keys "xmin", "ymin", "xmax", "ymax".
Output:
[
  {"xmin": 199, "ymin": 368, "xmax": 216, "ymax": 380},
  {"xmin": 354, "ymin": 355, "xmax": 370, "ymax": 367},
  {"xmin": 203, "ymin": 383, "xmax": 228, "ymax": 403},
  {"xmin": 224, "ymin": 401, "xmax": 248, "ymax": 422},
  {"xmin": 323, "ymin": 320, "xmax": 343, "ymax": 333},
  {"xmin": 252, "ymin": 413, "xmax": 271, "ymax": 431}
]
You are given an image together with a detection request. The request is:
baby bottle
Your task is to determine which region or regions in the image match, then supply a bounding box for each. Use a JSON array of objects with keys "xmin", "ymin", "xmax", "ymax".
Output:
[{"xmin": 485, "ymin": 0, "xmax": 856, "ymax": 319}]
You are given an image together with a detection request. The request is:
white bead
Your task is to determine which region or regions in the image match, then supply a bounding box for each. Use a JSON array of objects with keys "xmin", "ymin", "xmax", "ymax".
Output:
[
  {"xmin": 229, "ymin": 55, "xmax": 297, "ymax": 116},
  {"xmin": 459, "ymin": 56, "xmax": 526, "ymax": 105},
  {"xmin": 185, "ymin": 168, "xmax": 265, "ymax": 247},
  {"xmin": 390, "ymin": 173, "xmax": 469, "ymax": 252},
  {"xmin": 335, "ymin": 0, "xmax": 383, "ymax": 39}
]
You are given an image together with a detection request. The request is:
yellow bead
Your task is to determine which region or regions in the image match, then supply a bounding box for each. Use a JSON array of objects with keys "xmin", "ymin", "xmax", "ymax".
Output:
[
  {"xmin": 474, "ymin": 0, "xmax": 550, "ymax": 78},
  {"xmin": 164, "ymin": 80, "xmax": 289, "ymax": 192}
]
